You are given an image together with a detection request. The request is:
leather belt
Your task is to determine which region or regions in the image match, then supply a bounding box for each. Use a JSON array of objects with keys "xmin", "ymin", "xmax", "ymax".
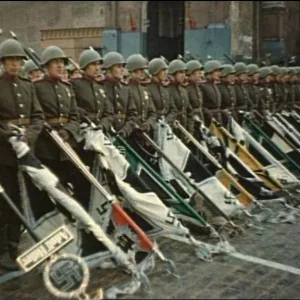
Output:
[
  {"xmin": 2, "ymin": 118, "xmax": 30, "ymax": 126},
  {"xmin": 46, "ymin": 117, "xmax": 69, "ymax": 125},
  {"xmin": 87, "ymin": 113, "xmax": 101, "ymax": 121},
  {"xmin": 116, "ymin": 114, "xmax": 126, "ymax": 120}
]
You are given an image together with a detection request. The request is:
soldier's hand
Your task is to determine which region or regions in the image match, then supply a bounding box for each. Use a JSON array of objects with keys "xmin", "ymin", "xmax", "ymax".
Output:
[
  {"xmin": 117, "ymin": 129, "xmax": 127, "ymax": 138},
  {"xmin": 136, "ymin": 123, "xmax": 149, "ymax": 133},
  {"xmin": 58, "ymin": 129, "xmax": 70, "ymax": 141}
]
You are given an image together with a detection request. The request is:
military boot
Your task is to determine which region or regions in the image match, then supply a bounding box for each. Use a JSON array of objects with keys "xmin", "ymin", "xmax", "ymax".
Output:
[{"xmin": 0, "ymin": 226, "xmax": 19, "ymax": 271}]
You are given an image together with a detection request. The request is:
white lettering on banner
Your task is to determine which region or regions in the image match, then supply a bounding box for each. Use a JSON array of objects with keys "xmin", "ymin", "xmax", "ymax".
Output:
[{"xmin": 17, "ymin": 226, "xmax": 74, "ymax": 272}]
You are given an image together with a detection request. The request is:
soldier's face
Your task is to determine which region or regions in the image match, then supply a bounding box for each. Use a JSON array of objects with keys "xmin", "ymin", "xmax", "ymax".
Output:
[
  {"xmin": 47, "ymin": 59, "xmax": 65, "ymax": 78},
  {"xmin": 275, "ymin": 74, "xmax": 281, "ymax": 82},
  {"xmin": 2, "ymin": 57, "xmax": 23, "ymax": 75},
  {"xmin": 85, "ymin": 61, "xmax": 101, "ymax": 78},
  {"xmin": 224, "ymin": 74, "xmax": 235, "ymax": 84},
  {"xmin": 30, "ymin": 69, "xmax": 43, "ymax": 81},
  {"xmin": 131, "ymin": 68, "xmax": 146, "ymax": 80},
  {"xmin": 191, "ymin": 69, "xmax": 203, "ymax": 81},
  {"xmin": 239, "ymin": 73, "xmax": 247, "ymax": 82},
  {"xmin": 108, "ymin": 64, "xmax": 124, "ymax": 80},
  {"xmin": 211, "ymin": 69, "xmax": 221, "ymax": 80},
  {"xmin": 265, "ymin": 75, "xmax": 271, "ymax": 83},
  {"xmin": 71, "ymin": 70, "xmax": 82, "ymax": 79},
  {"xmin": 174, "ymin": 70, "xmax": 186, "ymax": 83},
  {"xmin": 157, "ymin": 69, "xmax": 167, "ymax": 81}
]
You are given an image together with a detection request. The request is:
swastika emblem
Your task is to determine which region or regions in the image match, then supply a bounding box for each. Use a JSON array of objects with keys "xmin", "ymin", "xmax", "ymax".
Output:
[{"xmin": 43, "ymin": 254, "xmax": 90, "ymax": 299}]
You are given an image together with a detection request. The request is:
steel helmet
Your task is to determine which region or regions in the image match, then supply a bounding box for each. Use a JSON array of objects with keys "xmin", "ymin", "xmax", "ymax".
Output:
[
  {"xmin": 271, "ymin": 65, "xmax": 281, "ymax": 75},
  {"xmin": 186, "ymin": 60, "xmax": 203, "ymax": 75},
  {"xmin": 168, "ymin": 59, "xmax": 186, "ymax": 75},
  {"xmin": 102, "ymin": 52, "xmax": 125, "ymax": 69},
  {"xmin": 24, "ymin": 59, "xmax": 39, "ymax": 74},
  {"xmin": 259, "ymin": 67, "xmax": 273, "ymax": 78},
  {"xmin": 234, "ymin": 62, "xmax": 248, "ymax": 75},
  {"xmin": 204, "ymin": 60, "xmax": 223, "ymax": 74},
  {"xmin": 220, "ymin": 64, "xmax": 235, "ymax": 77},
  {"xmin": 126, "ymin": 54, "xmax": 148, "ymax": 71},
  {"xmin": 246, "ymin": 64, "xmax": 259, "ymax": 75},
  {"xmin": 40, "ymin": 46, "xmax": 68, "ymax": 66},
  {"xmin": 148, "ymin": 58, "xmax": 168, "ymax": 75},
  {"xmin": 79, "ymin": 49, "xmax": 102, "ymax": 70},
  {"xmin": 0, "ymin": 38, "xmax": 27, "ymax": 60}
]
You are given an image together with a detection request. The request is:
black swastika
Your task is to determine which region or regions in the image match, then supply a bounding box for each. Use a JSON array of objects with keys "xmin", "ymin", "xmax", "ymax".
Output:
[{"xmin": 50, "ymin": 260, "xmax": 84, "ymax": 292}]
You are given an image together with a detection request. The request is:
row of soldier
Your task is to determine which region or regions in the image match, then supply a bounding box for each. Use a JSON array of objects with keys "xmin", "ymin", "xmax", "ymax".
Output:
[{"xmin": 0, "ymin": 36, "xmax": 299, "ymax": 272}]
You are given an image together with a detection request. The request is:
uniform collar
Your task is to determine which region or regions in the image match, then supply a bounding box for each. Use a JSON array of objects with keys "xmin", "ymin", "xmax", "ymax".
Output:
[
  {"xmin": 105, "ymin": 75, "xmax": 121, "ymax": 84},
  {"xmin": 169, "ymin": 79, "xmax": 184, "ymax": 86},
  {"xmin": 45, "ymin": 75, "xmax": 61, "ymax": 83},
  {"xmin": 83, "ymin": 74, "xmax": 96, "ymax": 82},
  {"xmin": 128, "ymin": 78, "xmax": 141, "ymax": 85},
  {"xmin": 1, "ymin": 72, "xmax": 18, "ymax": 81}
]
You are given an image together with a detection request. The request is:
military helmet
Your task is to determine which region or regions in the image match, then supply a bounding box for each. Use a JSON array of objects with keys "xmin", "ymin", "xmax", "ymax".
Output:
[
  {"xmin": 246, "ymin": 64, "xmax": 259, "ymax": 75},
  {"xmin": 287, "ymin": 67, "xmax": 297, "ymax": 75},
  {"xmin": 204, "ymin": 60, "xmax": 223, "ymax": 74},
  {"xmin": 168, "ymin": 59, "xmax": 186, "ymax": 75},
  {"xmin": 295, "ymin": 67, "xmax": 300, "ymax": 75},
  {"xmin": 271, "ymin": 65, "xmax": 281, "ymax": 75},
  {"xmin": 126, "ymin": 54, "xmax": 148, "ymax": 71},
  {"xmin": 234, "ymin": 62, "xmax": 248, "ymax": 75},
  {"xmin": 220, "ymin": 64, "xmax": 235, "ymax": 77},
  {"xmin": 280, "ymin": 67, "xmax": 288, "ymax": 75},
  {"xmin": 0, "ymin": 38, "xmax": 27, "ymax": 60},
  {"xmin": 259, "ymin": 67, "xmax": 272, "ymax": 78},
  {"xmin": 66, "ymin": 64, "xmax": 76, "ymax": 73},
  {"xmin": 102, "ymin": 52, "xmax": 125, "ymax": 69},
  {"xmin": 79, "ymin": 49, "xmax": 102, "ymax": 70},
  {"xmin": 148, "ymin": 58, "xmax": 168, "ymax": 75},
  {"xmin": 40, "ymin": 46, "xmax": 68, "ymax": 66},
  {"xmin": 24, "ymin": 59, "xmax": 39, "ymax": 74},
  {"xmin": 186, "ymin": 60, "xmax": 203, "ymax": 75}
]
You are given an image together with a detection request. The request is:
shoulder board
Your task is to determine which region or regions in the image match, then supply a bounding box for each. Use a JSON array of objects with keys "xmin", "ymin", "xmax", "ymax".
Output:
[
  {"xmin": 120, "ymin": 80, "xmax": 128, "ymax": 86},
  {"xmin": 32, "ymin": 77, "xmax": 45, "ymax": 84},
  {"xmin": 18, "ymin": 75, "xmax": 31, "ymax": 82},
  {"xmin": 94, "ymin": 76, "xmax": 106, "ymax": 83},
  {"xmin": 60, "ymin": 79, "xmax": 71, "ymax": 85}
]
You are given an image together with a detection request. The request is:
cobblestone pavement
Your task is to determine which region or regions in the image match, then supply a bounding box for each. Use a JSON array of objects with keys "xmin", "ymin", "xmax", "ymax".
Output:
[{"xmin": 1, "ymin": 221, "xmax": 300, "ymax": 299}]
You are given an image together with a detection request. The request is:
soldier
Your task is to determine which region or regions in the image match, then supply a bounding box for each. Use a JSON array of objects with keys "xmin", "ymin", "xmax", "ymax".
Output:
[
  {"xmin": 33, "ymin": 46, "xmax": 81, "ymax": 202},
  {"xmin": 295, "ymin": 67, "xmax": 300, "ymax": 107},
  {"xmin": 101, "ymin": 51, "xmax": 137, "ymax": 138},
  {"xmin": 269, "ymin": 65, "xmax": 283, "ymax": 113},
  {"xmin": 70, "ymin": 49, "xmax": 114, "ymax": 209},
  {"xmin": 233, "ymin": 62, "xmax": 252, "ymax": 123},
  {"xmin": 0, "ymin": 39, "xmax": 44, "ymax": 270},
  {"xmin": 23, "ymin": 59, "xmax": 43, "ymax": 82},
  {"xmin": 286, "ymin": 67, "xmax": 297, "ymax": 111},
  {"xmin": 217, "ymin": 64, "xmax": 237, "ymax": 126},
  {"xmin": 147, "ymin": 58, "xmax": 178, "ymax": 126},
  {"xmin": 168, "ymin": 59, "xmax": 194, "ymax": 143},
  {"xmin": 72, "ymin": 49, "xmax": 113, "ymax": 131},
  {"xmin": 66, "ymin": 63, "xmax": 82, "ymax": 80},
  {"xmin": 256, "ymin": 67, "xmax": 274, "ymax": 117},
  {"xmin": 126, "ymin": 54, "xmax": 156, "ymax": 134},
  {"xmin": 200, "ymin": 60, "xmax": 223, "ymax": 127},
  {"xmin": 185, "ymin": 60, "xmax": 204, "ymax": 123},
  {"xmin": 245, "ymin": 64, "xmax": 260, "ymax": 115},
  {"xmin": 278, "ymin": 67, "xmax": 290, "ymax": 112}
]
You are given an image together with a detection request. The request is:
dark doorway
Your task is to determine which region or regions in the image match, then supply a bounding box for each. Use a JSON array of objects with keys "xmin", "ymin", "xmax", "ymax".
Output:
[{"xmin": 146, "ymin": 1, "xmax": 185, "ymax": 61}]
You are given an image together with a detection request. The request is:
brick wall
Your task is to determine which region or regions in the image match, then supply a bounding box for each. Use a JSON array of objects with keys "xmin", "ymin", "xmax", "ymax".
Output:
[{"xmin": 0, "ymin": 1, "xmax": 108, "ymax": 58}]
